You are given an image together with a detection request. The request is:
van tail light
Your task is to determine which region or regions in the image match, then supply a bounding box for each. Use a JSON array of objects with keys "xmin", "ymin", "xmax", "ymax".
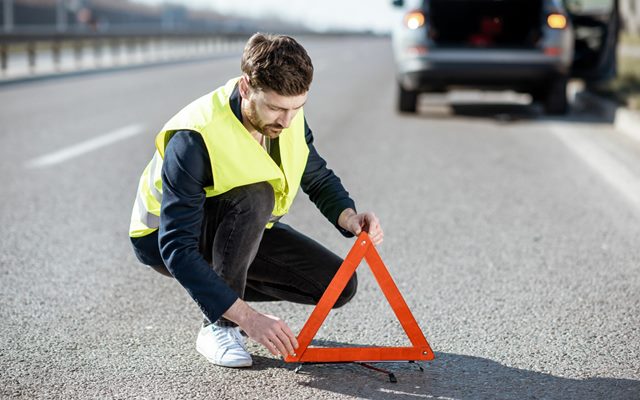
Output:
[
  {"xmin": 547, "ymin": 13, "xmax": 567, "ymax": 29},
  {"xmin": 544, "ymin": 47, "xmax": 562, "ymax": 56},
  {"xmin": 407, "ymin": 45, "xmax": 428, "ymax": 56},
  {"xmin": 404, "ymin": 10, "xmax": 426, "ymax": 30}
]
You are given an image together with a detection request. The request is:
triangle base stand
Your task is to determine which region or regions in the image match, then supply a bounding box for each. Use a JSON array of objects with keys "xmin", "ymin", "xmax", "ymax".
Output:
[{"xmin": 292, "ymin": 360, "xmax": 425, "ymax": 383}]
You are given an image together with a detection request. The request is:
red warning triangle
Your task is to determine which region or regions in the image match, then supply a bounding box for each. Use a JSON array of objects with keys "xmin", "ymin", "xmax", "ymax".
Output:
[{"xmin": 284, "ymin": 232, "xmax": 435, "ymax": 363}]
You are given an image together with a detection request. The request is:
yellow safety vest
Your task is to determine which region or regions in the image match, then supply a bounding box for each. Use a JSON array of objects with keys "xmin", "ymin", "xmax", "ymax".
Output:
[{"xmin": 129, "ymin": 77, "xmax": 310, "ymax": 238}]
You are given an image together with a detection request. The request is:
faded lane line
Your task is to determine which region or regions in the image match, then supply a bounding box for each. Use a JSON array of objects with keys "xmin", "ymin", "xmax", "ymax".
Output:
[
  {"xmin": 549, "ymin": 122, "xmax": 640, "ymax": 213},
  {"xmin": 25, "ymin": 124, "xmax": 144, "ymax": 168}
]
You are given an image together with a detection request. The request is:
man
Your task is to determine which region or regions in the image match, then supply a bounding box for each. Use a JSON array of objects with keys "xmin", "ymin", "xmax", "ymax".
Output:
[{"xmin": 129, "ymin": 33, "xmax": 383, "ymax": 368}]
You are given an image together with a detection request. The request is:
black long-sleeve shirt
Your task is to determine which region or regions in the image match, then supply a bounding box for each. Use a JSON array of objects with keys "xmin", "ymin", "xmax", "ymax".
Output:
[{"xmin": 136, "ymin": 84, "xmax": 356, "ymax": 323}]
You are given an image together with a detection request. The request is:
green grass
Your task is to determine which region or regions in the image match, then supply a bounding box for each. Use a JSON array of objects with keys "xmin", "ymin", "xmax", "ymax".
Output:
[
  {"xmin": 617, "ymin": 55, "xmax": 640, "ymax": 109},
  {"xmin": 592, "ymin": 34, "xmax": 640, "ymax": 110},
  {"xmin": 621, "ymin": 33, "xmax": 640, "ymax": 46}
]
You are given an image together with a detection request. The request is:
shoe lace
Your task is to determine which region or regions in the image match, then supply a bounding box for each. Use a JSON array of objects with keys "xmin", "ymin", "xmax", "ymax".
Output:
[
  {"xmin": 213, "ymin": 326, "xmax": 247, "ymax": 352},
  {"xmin": 230, "ymin": 327, "xmax": 248, "ymax": 351}
]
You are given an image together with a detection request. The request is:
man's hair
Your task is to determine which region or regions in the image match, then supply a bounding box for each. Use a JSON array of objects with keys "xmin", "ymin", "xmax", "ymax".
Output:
[{"xmin": 241, "ymin": 33, "xmax": 313, "ymax": 96}]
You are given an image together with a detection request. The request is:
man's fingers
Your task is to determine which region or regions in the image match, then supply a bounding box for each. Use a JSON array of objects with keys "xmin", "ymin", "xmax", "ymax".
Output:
[
  {"xmin": 364, "ymin": 214, "xmax": 383, "ymax": 245},
  {"xmin": 256, "ymin": 316, "xmax": 299, "ymax": 357},
  {"xmin": 260, "ymin": 338, "xmax": 277, "ymax": 356},
  {"xmin": 280, "ymin": 322, "xmax": 299, "ymax": 350},
  {"xmin": 368, "ymin": 225, "xmax": 379, "ymax": 237},
  {"xmin": 267, "ymin": 341, "xmax": 277, "ymax": 356},
  {"xmin": 370, "ymin": 230, "xmax": 383, "ymax": 241},
  {"xmin": 274, "ymin": 329, "xmax": 295, "ymax": 355},
  {"xmin": 364, "ymin": 214, "xmax": 379, "ymax": 233},
  {"xmin": 268, "ymin": 334, "xmax": 288, "ymax": 357}
]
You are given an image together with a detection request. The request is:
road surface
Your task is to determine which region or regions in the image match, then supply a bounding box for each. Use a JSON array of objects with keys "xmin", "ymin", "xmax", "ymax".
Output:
[{"xmin": 1, "ymin": 36, "xmax": 639, "ymax": 399}]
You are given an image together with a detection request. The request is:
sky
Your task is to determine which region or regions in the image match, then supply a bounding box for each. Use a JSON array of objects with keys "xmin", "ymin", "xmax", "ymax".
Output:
[{"xmin": 135, "ymin": 0, "xmax": 399, "ymax": 33}]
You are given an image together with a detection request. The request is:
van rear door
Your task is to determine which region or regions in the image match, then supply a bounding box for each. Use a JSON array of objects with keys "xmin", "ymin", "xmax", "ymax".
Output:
[{"xmin": 565, "ymin": 0, "xmax": 619, "ymax": 81}]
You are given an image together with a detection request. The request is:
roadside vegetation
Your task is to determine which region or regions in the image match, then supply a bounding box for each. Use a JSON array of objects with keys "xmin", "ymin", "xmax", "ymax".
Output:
[{"xmin": 593, "ymin": 34, "xmax": 640, "ymax": 110}]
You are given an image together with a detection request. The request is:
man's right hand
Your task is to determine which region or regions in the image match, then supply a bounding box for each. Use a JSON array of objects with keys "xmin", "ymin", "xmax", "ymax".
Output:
[
  {"xmin": 223, "ymin": 298, "xmax": 298, "ymax": 357},
  {"xmin": 242, "ymin": 313, "xmax": 299, "ymax": 357}
]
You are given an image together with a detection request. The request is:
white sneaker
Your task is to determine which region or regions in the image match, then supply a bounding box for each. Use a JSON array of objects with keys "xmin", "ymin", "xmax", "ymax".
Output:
[{"xmin": 196, "ymin": 324, "xmax": 252, "ymax": 368}]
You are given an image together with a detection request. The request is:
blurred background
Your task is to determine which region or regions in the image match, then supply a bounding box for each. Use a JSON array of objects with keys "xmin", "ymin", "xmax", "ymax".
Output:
[
  {"xmin": 0, "ymin": 0, "xmax": 638, "ymax": 107},
  {"xmin": 0, "ymin": 0, "xmax": 394, "ymax": 34},
  {"xmin": 0, "ymin": 0, "xmax": 398, "ymax": 83}
]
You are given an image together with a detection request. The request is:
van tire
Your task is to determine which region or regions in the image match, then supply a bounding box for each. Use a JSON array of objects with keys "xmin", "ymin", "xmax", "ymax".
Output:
[
  {"xmin": 398, "ymin": 84, "xmax": 418, "ymax": 113},
  {"xmin": 543, "ymin": 77, "xmax": 568, "ymax": 115}
]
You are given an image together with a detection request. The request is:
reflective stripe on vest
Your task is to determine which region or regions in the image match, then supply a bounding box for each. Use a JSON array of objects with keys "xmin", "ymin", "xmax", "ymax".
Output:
[
  {"xmin": 129, "ymin": 77, "xmax": 309, "ymax": 238},
  {"xmin": 147, "ymin": 151, "xmax": 163, "ymax": 202},
  {"xmin": 129, "ymin": 150, "xmax": 163, "ymax": 238},
  {"xmin": 137, "ymin": 190, "xmax": 159, "ymax": 228}
]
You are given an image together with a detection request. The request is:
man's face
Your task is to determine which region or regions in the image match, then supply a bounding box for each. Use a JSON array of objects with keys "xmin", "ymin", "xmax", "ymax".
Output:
[{"xmin": 240, "ymin": 78, "xmax": 308, "ymax": 139}]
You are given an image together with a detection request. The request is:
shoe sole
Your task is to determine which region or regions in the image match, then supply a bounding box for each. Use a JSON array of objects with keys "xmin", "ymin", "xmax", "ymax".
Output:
[{"xmin": 195, "ymin": 343, "xmax": 253, "ymax": 368}]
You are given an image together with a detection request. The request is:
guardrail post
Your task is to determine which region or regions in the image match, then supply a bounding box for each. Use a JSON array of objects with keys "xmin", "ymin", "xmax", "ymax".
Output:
[
  {"xmin": 52, "ymin": 41, "xmax": 61, "ymax": 72},
  {"xmin": 126, "ymin": 38, "xmax": 135, "ymax": 63},
  {"xmin": 27, "ymin": 41, "xmax": 36, "ymax": 74},
  {"xmin": 74, "ymin": 39, "xmax": 83, "ymax": 68},
  {"xmin": 139, "ymin": 38, "xmax": 147, "ymax": 63},
  {"xmin": 111, "ymin": 38, "xmax": 119, "ymax": 65},
  {"xmin": 0, "ymin": 44, "xmax": 7, "ymax": 75},
  {"xmin": 93, "ymin": 39, "xmax": 102, "ymax": 67}
]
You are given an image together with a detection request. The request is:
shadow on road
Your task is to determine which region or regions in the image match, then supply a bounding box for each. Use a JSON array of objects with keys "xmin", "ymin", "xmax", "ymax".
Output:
[
  {"xmin": 252, "ymin": 350, "xmax": 640, "ymax": 400},
  {"xmin": 406, "ymin": 98, "xmax": 615, "ymax": 126},
  {"xmin": 450, "ymin": 103, "xmax": 542, "ymax": 122}
]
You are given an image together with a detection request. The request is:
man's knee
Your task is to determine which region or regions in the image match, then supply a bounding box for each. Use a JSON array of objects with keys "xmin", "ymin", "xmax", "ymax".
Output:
[
  {"xmin": 220, "ymin": 182, "xmax": 274, "ymax": 222},
  {"xmin": 239, "ymin": 182, "xmax": 274, "ymax": 220},
  {"xmin": 150, "ymin": 264, "xmax": 173, "ymax": 278},
  {"xmin": 332, "ymin": 273, "xmax": 358, "ymax": 309}
]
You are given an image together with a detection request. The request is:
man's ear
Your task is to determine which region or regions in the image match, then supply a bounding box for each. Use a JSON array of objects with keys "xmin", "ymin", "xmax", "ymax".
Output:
[{"xmin": 239, "ymin": 75, "xmax": 251, "ymax": 99}]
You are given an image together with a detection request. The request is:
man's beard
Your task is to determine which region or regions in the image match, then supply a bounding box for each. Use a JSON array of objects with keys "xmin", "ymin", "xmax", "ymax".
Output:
[
  {"xmin": 246, "ymin": 103, "xmax": 283, "ymax": 138},
  {"xmin": 261, "ymin": 124, "xmax": 284, "ymax": 138}
]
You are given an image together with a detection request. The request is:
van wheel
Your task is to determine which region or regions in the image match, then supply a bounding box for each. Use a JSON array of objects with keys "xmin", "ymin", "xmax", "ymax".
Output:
[
  {"xmin": 543, "ymin": 77, "xmax": 568, "ymax": 115},
  {"xmin": 398, "ymin": 84, "xmax": 418, "ymax": 113}
]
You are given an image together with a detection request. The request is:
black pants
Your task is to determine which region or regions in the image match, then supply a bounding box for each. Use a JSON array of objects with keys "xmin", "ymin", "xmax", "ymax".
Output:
[{"xmin": 131, "ymin": 182, "xmax": 358, "ymax": 325}]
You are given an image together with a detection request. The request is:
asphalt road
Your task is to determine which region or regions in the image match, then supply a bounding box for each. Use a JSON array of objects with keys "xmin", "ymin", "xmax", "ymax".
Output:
[{"xmin": 1, "ymin": 36, "xmax": 639, "ymax": 400}]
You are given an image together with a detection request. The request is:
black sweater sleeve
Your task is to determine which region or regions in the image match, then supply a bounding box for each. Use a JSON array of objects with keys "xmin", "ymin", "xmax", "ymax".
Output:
[
  {"xmin": 300, "ymin": 119, "xmax": 356, "ymax": 237},
  {"xmin": 158, "ymin": 130, "xmax": 238, "ymax": 323}
]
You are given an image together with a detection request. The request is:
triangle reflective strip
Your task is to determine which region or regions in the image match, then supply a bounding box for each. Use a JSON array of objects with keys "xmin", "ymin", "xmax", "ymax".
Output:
[{"xmin": 284, "ymin": 232, "xmax": 435, "ymax": 363}]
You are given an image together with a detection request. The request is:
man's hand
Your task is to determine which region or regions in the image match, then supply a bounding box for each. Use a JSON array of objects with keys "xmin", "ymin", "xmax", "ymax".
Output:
[
  {"xmin": 242, "ymin": 313, "xmax": 298, "ymax": 357},
  {"xmin": 223, "ymin": 299, "xmax": 298, "ymax": 357},
  {"xmin": 338, "ymin": 208, "xmax": 384, "ymax": 245}
]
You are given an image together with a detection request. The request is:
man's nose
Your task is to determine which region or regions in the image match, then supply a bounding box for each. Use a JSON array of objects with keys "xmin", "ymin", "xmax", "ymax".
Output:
[{"xmin": 276, "ymin": 110, "xmax": 295, "ymax": 128}]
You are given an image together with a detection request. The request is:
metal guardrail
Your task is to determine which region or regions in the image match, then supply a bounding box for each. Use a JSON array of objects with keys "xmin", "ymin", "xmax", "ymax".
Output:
[
  {"xmin": 0, "ymin": 31, "xmax": 251, "ymax": 81},
  {"xmin": 0, "ymin": 29, "xmax": 252, "ymax": 41}
]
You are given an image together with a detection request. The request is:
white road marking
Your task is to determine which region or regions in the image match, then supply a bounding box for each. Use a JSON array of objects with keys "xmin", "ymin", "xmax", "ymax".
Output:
[
  {"xmin": 378, "ymin": 388, "xmax": 452, "ymax": 399},
  {"xmin": 549, "ymin": 122, "xmax": 640, "ymax": 213},
  {"xmin": 25, "ymin": 124, "xmax": 145, "ymax": 168}
]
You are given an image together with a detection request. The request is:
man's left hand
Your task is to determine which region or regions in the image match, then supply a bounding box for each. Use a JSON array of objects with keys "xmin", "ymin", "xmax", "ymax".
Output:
[{"xmin": 338, "ymin": 209, "xmax": 384, "ymax": 246}]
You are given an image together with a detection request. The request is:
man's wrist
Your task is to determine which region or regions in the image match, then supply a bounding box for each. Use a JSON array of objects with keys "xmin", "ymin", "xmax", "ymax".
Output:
[
  {"xmin": 338, "ymin": 208, "xmax": 357, "ymax": 231},
  {"xmin": 223, "ymin": 298, "xmax": 254, "ymax": 327}
]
